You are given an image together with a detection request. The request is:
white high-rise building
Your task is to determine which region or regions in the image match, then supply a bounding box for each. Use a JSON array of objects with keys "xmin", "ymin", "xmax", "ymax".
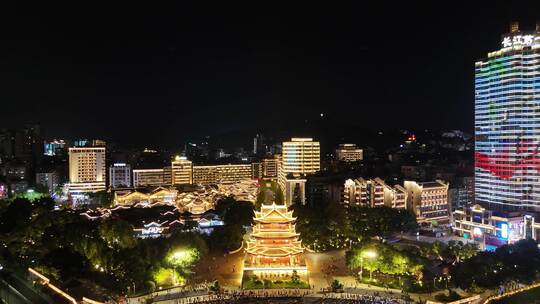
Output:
[
  {"xmin": 475, "ymin": 22, "xmax": 540, "ymax": 211},
  {"xmin": 171, "ymin": 156, "xmax": 193, "ymax": 185},
  {"xmin": 68, "ymin": 147, "xmax": 106, "ymax": 194},
  {"xmin": 109, "ymin": 163, "xmax": 131, "ymax": 188},
  {"xmin": 278, "ymin": 138, "xmax": 320, "ymax": 205}
]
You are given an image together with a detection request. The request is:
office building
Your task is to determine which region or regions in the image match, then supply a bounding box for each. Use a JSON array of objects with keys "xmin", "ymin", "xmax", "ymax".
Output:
[
  {"xmin": 404, "ymin": 180, "xmax": 450, "ymax": 224},
  {"xmin": 253, "ymin": 134, "xmax": 265, "ymax": 155},
  {"xmin": 251, "ymin": 162, "xmax": 263, "ymax": 179},
  {"xmin": 171, "ymin": 156, "xmax": 193, "ymax": 185},
  {"xmin": 43, "ymin": 139, "xmax": 66, "ymax": 156},
  {"xmin": 68, "ymin": 147, "xmax": 106, "ymax": 194},
  {"xmin": 109, "ymin": 163, "xmax": 131, "ymax": 188},
  {"xmin": 36, "ymin": 172, "xmax": 60, "ymax": 194},
  {"xmin": 262, "ymin": 156, "xmax": 279, "ymax": 178},
  {"xmin": 14, "ymin": 124, "xmax": 43, "ymax": 165},
  {"xmin": 193, "ymin": 164, "xmax": 252, "ymax": 185},
  {"xmin": 278, "ymin": 138, "xmax": 320, "ymax": 205},
  {"xmin": 281, "ymin": 138, "xmax": 320, "ymax": 174},
  {"xmin": 475, "ymin": 22, "xmax": 540, "ymax": 211},
  {"xmin": 448, "ymin": 176, "xmax": 474, "ymax": 210},
  {"xmin": 335, "ymin": 144, "xmax": 363, "ymax": 162},
  {"xmin": 132, "ymin": 168, "xmax": 171, "ymax": 187}
]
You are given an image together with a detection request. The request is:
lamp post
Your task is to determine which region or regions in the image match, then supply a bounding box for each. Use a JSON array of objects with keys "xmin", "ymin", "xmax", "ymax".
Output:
[{"xmin": 358, "ymin": 250, "xmax": 377, "ymax": 281}]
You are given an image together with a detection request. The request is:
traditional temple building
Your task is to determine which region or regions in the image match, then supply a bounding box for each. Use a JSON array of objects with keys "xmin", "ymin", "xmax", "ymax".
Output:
[{"xmin": 245, "ymin": 203, "xmax": 306, "ymax": 275}]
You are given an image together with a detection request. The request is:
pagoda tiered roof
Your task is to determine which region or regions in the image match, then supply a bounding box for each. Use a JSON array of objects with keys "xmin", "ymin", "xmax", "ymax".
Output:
[
  {"xmin": 253, "ymin": 203, "xmax": 296, "ymax": 223},
  {"xmin": 245, "ymin": 202, "xmax": 304, "ymax": 261}
]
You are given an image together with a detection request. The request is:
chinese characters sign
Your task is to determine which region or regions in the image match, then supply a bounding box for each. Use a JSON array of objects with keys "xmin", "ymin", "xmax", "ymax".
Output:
[{"xmin": 502, "ymin": 35, "xmax": 536, "ymax": 48}]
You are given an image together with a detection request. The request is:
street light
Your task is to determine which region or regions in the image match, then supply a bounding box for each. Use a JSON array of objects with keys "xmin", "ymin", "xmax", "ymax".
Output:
[{"xmin": 358, "ymin": 250, "xmax": 377, "ymax": 281}]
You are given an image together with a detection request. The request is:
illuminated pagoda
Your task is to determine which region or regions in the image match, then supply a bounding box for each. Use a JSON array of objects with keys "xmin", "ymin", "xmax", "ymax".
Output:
[{"xmin": 245, "ymin": 202, "xmax": 306, "ymax": 274}]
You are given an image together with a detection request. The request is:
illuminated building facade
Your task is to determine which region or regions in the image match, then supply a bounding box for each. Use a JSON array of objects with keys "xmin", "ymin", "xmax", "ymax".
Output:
[
  {"xmin": 475, "ymin": 22, "xmax": 540, "ymax": 211},
  {"xmin": 278, "ymin": 138, "xmax": 320, "ymax": 205},
  {"xmin": 342, "ymin": 177, "xmax": 407, "ymax": 209},
  {"xmin": 171, "ymin": 157, "xmax": 193, "ymax": 185},
  {"xmin": 281, "ymin": 138, "xmax": 320, "ymax": 174},
  {"xmin": 263, "ymin": 156, "xmax": 279, "ymax": 178},
  {"xmin": 114, "ymin": 186, "xmax": 178, "ymax": 205},
  {"xmin": 335, "ymin": 144, "xmax": 363, "ymax": 162},
  {"xmin": 404, "ymin": 180, "xmax": 450, "ymax": 224},
  {"xmin": 453, "ymin": 204, "xmax": 540, "ymax": 248},
  {"xmin": 253, "ymin": 134, "xmax": 265, "ymax": 155},
  {"xmin": 43, "ymin": 139, "xmax": 66, "ymax": 156},
  {"xmin": 245, "ymin": 203, "xmax": 306, "ymax": 274},
  {"xmin": 68, "ymin": 147, "xmax": 106, "ymax": 193},
  {"xmin": 132, "ymin": 168, "xmax": 171, "ymax": 187},
  {"xmin": 109, "ymin": 163, "xmax": 131, "ymax": 188},
  {"xmin": 251, "ymin": 162, "xmax": 263, "ymax": 179},
  {"xmin": 192, "ymin": 164, "xmax": 252, "ymax": 185}
]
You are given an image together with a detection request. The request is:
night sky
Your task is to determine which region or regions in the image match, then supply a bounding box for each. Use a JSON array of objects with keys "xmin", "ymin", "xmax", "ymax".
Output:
[{"xmin": 1, "ymin": 3, "xmax": 539, "ymax": 147}]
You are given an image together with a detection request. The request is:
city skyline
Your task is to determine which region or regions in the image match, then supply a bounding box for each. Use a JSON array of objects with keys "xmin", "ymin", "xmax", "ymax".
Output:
[
  {"xmin": 5, "ymin": 9, "xmax": 540, "ymax": 303},
  {"xmin": 1, "ymin": 3, "xmax": 538, "ymax": 147}
]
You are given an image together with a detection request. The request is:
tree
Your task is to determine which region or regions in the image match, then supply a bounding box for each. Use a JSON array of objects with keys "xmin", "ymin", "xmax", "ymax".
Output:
[
  {"xmin": 88, "ymin": 190, "xmax": 113, "ymax": 207},
  {"xmin": 347, "ymin": 206, "xmax": 417, "ymax": 240},
  {"xmin": 255, "ymin": 189, "xmax": 266, "ymax": 210},
  {"xmin": 223, "ymin": 201, "xmax": 254, "ymax": 227},
  {"xmin": 292, "ymin": 201, "xmax": 349, "ymax": 251},
  {"xmin": 207, "ymin": 224, "xmax": 245, "ymax": 251},
  {"xmin": 98, "ymin": 219, "xmax": 137, "ymax": 249},
  {"xmin": 331, "ymin": 279, "xmax": 343, "ymax": 292},
  {"xmin": 347, "ymin": 242, "xmax": 424, "ymax": 279},
  {"xmin": 271, "ymin": 182, "xmax": 284, "ymax": 205},
  {"xmin": 447, "ymin": 241, "xmax": 478, "ymax": 263}
]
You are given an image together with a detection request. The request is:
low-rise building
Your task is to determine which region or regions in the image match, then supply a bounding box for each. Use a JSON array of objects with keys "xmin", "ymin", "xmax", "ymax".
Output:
[
  {"xmin": 342, "ymin": 177, "xmax": 407, "ymax": 209},
  {"xmin": 453, "ymin": 204, "xmax": 540, "ymax": 249},
  {"xmin": 193, "ymin": 164, "xmax": 252, "ymax": 185},
  {"xmin": 335, "ymin": 144, "xmax": 363, "ymax": 162},
  {"xmin": 132, "ymin": 168, "xmax": 171, "ymax": 187},
  {"xmin": 404, "ymin": 180, "xmax": 450, "ymax": 225}
]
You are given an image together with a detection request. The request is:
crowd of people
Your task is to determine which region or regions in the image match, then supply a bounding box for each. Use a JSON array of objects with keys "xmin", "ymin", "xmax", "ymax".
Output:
[
  {"xmin": 127, "ymin": 281, "xmax": 411, "ymax": 304},
  {"xmin": 319, "ymin": 293, "xmax": 411, "ymax": 304},
  {"xmin": 127, "ymin": 283, "xmax": 211, "ymax": 303},
  {"xmin": 148, "ymin": 291, "xmax": 411, "ymax": 304}
]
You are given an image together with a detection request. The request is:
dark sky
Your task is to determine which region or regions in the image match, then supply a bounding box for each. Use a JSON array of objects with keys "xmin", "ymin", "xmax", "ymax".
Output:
[{"xmin": 1, "ymin": 2, "xmax": 539, "ymax": 147}]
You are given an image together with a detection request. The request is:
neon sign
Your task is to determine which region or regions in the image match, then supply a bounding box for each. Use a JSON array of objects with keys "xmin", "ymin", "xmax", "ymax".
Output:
[{"xmin": 502, "ymin": 35, "xmax": 535, "ymax": 48}]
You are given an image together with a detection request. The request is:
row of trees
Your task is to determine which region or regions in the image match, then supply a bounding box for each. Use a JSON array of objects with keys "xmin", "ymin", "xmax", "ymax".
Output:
[
  {"xmin": 291, "ymin": 203, "xmax": 418, "ymax": 251},
  {"xmin": 346, "ymin": 241, "xmax": 424, "ymax": 280},
  {"xmin": 346, "ymin": 236, "xmax": 540, "ymax": 293},
  {"xmin": 0, "ymin": 197, "xmax": 207, "ymax": 295},
  {"xmin": 208, "ymin": 196, "xmax": 255, "ymax": 251},
  {"xmin": 451, "ymin": 239, "xmax": 540, "ymax": 290}
]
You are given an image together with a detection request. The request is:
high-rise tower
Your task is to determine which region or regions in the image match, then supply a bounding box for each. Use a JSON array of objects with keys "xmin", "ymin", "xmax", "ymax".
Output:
[{"xmin": 475, "ymin": 22, "xmax": 540, "ymax": 211}]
